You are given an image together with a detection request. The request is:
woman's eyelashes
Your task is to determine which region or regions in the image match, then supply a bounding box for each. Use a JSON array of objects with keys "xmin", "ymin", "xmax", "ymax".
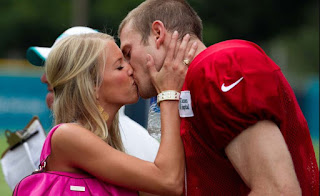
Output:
[{"xmin": 117, "ymin": 65, "xmax": 124, "ymax": 70}]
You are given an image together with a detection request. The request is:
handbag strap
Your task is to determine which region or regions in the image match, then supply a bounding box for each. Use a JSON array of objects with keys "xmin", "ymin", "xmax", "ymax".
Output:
[{"xmin": 39, "ymin": 124, "xmax": 63, "ymax": 165}]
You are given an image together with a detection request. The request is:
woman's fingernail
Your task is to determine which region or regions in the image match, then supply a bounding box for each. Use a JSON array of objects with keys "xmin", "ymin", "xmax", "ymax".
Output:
[
  {"xmin": 193, "ymin": 42, "xmax": 198, "ymax": 47},
  {"xmin": 173, "ymin": 31, "xmax": 178, "ymax": 36}
]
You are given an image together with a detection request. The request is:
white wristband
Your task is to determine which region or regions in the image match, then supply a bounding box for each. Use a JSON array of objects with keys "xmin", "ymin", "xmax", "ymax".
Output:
[{"xmin": 157, "ymin": 90, "xmax": 180, "ymax": 106}]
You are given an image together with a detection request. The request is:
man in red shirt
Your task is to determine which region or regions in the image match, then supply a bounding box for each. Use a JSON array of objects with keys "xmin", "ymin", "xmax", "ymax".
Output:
[{"xmin": 118, "ymin": 0, "xmax": 319, "ymax": 195}]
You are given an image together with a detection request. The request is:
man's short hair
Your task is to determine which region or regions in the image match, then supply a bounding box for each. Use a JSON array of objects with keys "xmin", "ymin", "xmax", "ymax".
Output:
[{"xmin": 118, "ymin": 0, "xmax": 203, "ymax": 44}]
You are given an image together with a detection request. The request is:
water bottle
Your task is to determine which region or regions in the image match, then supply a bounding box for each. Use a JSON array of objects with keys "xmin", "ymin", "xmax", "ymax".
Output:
[{"xmin": 147, "ymin": 96, "xmax": 161, "ymax": 141}]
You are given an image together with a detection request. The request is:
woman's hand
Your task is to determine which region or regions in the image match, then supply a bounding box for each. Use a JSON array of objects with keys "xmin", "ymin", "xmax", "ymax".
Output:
[{"xmin": 146, "ymin": 31, "xmax": 198, "ymax": 94}]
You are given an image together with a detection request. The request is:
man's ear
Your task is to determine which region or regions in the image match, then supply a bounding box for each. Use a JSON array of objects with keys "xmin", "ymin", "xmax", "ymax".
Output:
[{"xmin": 151, "ymin": 20, "xmax": 166, "ymax": 49}]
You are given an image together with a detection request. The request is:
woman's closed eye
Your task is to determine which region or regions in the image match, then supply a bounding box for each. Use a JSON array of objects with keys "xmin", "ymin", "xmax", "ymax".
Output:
[{"xmin": 117, "ymin": 65, "xmax": 124, "ymax": 70}]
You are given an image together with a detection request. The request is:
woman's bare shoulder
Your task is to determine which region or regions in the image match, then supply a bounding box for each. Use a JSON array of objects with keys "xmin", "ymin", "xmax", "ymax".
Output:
[
  {"xmin": 52, "ymin": 123, "xmax": 102, "ymax": 151},
  {"xmin": 54, "ymin": 123, "xmax": 93, "ymax": 138}
]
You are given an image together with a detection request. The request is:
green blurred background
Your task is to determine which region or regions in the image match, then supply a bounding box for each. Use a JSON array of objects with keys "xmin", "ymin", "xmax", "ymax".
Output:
[{"xmin": 0, "ymin": 0, "xmax": 318, "ymax": 195}]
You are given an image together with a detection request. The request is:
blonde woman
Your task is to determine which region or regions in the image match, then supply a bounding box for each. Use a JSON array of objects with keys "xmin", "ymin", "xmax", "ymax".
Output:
[{"xmin": 30, "ymin": 31, "xmax": 196, "ymax": 196}]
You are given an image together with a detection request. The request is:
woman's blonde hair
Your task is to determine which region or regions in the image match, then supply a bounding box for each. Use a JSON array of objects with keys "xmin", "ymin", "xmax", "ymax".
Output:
[{"xmin": 45, "ymin": 33, "xmax": 124, "ymax": 151}]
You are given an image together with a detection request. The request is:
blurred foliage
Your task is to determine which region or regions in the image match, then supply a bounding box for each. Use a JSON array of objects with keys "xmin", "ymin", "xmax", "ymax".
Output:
[
  {"xmin": 190, "ymin": 0, "xmax": 313, "ymax": 43},
  {"xmin": 0, "ymin": 0, "xmax": 318, "ymax": 86}
]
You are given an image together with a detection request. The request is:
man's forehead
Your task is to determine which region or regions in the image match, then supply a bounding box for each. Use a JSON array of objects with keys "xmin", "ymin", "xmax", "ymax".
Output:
[
  {"xmin": 119, "ymin": 31, "xmax": 130, "ymax": 50},
  {"xmin": 119, "ymin": 21, "xmax": 140, "ymax": 49}
]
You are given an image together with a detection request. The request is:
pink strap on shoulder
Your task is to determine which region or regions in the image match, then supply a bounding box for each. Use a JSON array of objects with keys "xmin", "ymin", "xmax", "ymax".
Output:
[{"xmin": 39, "ymin": 124, "xmax": 63, "ymax": 163}]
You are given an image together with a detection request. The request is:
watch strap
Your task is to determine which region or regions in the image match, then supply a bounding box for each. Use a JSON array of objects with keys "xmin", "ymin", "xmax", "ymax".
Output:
[{"xmin": 157, "ymin": 90, "xmax": 180, "ymax": 106}]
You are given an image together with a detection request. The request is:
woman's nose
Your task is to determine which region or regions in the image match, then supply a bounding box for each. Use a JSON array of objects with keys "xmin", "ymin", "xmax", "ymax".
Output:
[
  {"xmin": 41, "ymin": 73, "xmax": 48, "ymax": 84},
  {"xmin": 127, "ymin": 63, "xmax": 133, "ymax": 76}
]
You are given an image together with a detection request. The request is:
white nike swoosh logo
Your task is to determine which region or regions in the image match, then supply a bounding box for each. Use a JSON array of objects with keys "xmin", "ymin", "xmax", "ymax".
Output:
[{"xmin": 221, "ymin": 77, "xmax": 244, "ymax": 92}]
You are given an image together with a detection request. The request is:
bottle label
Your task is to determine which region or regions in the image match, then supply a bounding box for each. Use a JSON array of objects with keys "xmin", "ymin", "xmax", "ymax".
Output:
[{"xmin": 179, "ymin": 91, "xmax": 194, "ymax": 117}]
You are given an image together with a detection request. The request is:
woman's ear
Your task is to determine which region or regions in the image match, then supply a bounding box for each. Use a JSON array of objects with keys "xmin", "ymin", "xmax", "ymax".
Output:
[
  {"xmin": 95, "ymin": 86, "xmax": 99, "ymax": 100},
  {"xmin": 151, "ymin": 20, "xmax": 166, "ymax": 49}
]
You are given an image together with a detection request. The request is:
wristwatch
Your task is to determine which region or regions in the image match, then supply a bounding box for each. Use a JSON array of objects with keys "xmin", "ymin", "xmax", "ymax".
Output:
[{"xmin": 157, "ymin": 90, "xmax": 180, "ymax": 106}]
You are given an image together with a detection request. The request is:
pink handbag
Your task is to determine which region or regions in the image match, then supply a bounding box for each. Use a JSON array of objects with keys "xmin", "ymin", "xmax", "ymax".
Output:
[{"xmin": 13, "ymin": 124, "xmax": 138, "ymax": 196}]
